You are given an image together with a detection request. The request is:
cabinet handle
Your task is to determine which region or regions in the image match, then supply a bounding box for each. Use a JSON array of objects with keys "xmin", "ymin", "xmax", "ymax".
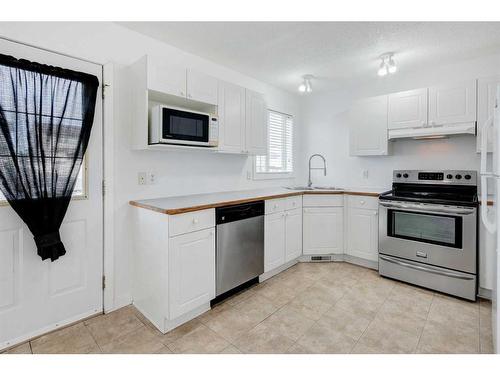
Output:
[
  {"xmin": 360, "ymin": 200, "xmax": 365, "ymax": 205},
  {"xmin": 274, "ymin": 204, "xmax": 278, "ymax": 209},
  {"xmin": 188, "ymin": 93, "xmax": 192, "ymax": 98},
  {"xmin": 373, "ymin": 211, "xmax": 378, "ymax": 216},
  {"xmin": 192, "ymin": 218, "xmax": 199, "ymax": 224},
  {"xmin": 180, "ymin": 91, "xmax": 185, "ymax": 96}
]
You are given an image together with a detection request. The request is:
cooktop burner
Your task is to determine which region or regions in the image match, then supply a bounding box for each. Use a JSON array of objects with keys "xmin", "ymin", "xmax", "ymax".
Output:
[{"xmin": 379, "ymin": 170, "xmax": 478, "ymax": 207}]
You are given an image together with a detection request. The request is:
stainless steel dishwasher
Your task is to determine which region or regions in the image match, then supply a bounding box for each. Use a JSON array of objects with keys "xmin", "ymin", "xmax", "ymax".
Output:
[{"xmin": 215, "ymin": 201, "xmax": 264, "ymax": 297}]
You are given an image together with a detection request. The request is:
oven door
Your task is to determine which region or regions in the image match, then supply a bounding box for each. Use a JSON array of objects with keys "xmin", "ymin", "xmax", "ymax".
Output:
[
  {"xmin": 161, "ymin": 107, "xmax": 210, "ymax": 146},
  {"xmin": 379, "ymin": 200, "xmax": 477, "ymax": 273}
]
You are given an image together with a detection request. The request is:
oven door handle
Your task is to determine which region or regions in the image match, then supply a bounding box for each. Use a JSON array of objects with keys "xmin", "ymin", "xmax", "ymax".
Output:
[
  {"xmin": 379, "ymin": 255, "xmax": 475, "ymax": 280},
  {"xmin": 379, "ymin": 201, "xmax": 475, "ymax": 215}
]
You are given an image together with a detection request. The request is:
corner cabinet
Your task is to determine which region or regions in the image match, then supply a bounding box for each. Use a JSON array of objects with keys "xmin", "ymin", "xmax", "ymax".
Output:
[{"xmin": 349, "ymin": 95, "xmax": 389, "ymax": 156}]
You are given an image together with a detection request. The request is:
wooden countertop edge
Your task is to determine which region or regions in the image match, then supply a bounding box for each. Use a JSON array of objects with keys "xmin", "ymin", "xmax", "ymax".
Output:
[{"xmin": 129, "ymin": 190, "xmax": 384, "ymax": 215}]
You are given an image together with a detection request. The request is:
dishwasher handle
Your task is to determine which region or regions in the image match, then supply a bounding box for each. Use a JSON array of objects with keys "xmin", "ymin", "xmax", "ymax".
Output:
[{"xmin": 216, "ymin": 201, "xmax": 265, "ymax": 224}]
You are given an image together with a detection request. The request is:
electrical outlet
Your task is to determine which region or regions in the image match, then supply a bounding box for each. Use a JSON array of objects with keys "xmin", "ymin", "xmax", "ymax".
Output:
[
  {"xmin": 247, "ymin": 171, "xmax": 252, "ymax": 180},
  {"xmin": 138, "ymin": 172, "xmax": 147, "ymax": 185},
  {"xmin": 362, "ymin": 169, "xmax": 369, "ymax": 179},
  {"xmin": 148, "ymin": 172, "xmax": 156, "ymax": 185}
]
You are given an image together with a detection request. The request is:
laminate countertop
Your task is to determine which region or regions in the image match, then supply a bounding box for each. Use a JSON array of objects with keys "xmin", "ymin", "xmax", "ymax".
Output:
[{"xmin": 129, "ymin": 187, "xmax": 388, "ymax": 215}]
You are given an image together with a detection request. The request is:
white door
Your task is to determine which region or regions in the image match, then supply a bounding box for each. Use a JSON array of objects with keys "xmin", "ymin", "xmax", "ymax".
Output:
[
  {"xmin": 303, "ymin": 207, "xmax": 344, "ymax": 255},
  {"xmin": 477, "ymin": 76, "xmax": 500, "ymax": 153},
  {"xmin": 264, "ymin": 212, "xmax": 285, "ymax": 272},
  {"xmin": 346, "ymin": 208, "xmax": 378, "ymax": 261},
  {"xmin": 388, "ymin": 88, "xmax": 428, "ymax": 129},
  {"xmin": 245, "ymin": 89, "xmax": 267, "ymax": 155},
  {"xmin": 285, "ymin": 208, "xmax": 302, "ymax": 262},
  {"xmin": 217, "ymin": 81, "xmax": 246, "ymax": 153},
  {"xmin": 186, "ymin": 69, "xmax": 218, "ymax": 105},
  {"xmin": 147, "ymin": 56, "xmax": 186, "ymax": 98},
  {"xmin": 168, "ymin": 228, "xmax": 215, "ymax": 320},
  {"xmin": 349, "ymin": 95, "xmax": 389, "ymax": 156},
  {"xmin": 0, "ymin": 39, "xmax": 103, "ymax": 350},
  {"xmin": 428, "ymin": 80, "xmax": 477, "ymax": 126}
]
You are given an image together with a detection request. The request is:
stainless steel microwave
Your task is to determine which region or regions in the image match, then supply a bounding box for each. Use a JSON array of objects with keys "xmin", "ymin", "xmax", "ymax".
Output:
[{"xmin": 149, "ymin": 105, "xmax": 218, "ymax": 147}]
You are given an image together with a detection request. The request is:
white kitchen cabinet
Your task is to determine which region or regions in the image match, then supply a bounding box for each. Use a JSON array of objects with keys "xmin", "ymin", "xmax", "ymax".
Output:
[
  {"xmin": 303, "ymin": 207, "xmax": 344, "ymax": 255},
  {"xmin": 186, "ymin": 69, "xmax": 218, "ymax": 105},
  {"xmin": 346, "ymin": 207, "xmax": 378, "ymax": 262},
  {"xmin": 264, "ymin": 211, "xmax": 286, "ymax": 272},
  {"xmin": 147, "ymin": 56, "xmax": 187, "ymax": 98},
  {"xmin": 477, "ymin": 75, "xmax": 500, "ymax": 153},
  {"xmin": 285, "ymin": 208, "xmax": 303, "ymax": 262},
  {"xmin": 217, "ymin": 81, "xmax": 246, "ymax": 153},
  {"xmin": 428, "ymin": 80, "xmax": 477, "ymax": 126},
  {"xmin": 168, "ymin": 228, "xmax": 215, "ymax": 320},
  {"xmin": 388, "ymin": 88, "xmax": 428, "ymax": 130},
  {"xmin": 349, "ymin": 95, "xmax": 389, "ymax": 156},
  {"xmin": 245, "ymin": 89, "xmax": 267, "ymax": 155}
]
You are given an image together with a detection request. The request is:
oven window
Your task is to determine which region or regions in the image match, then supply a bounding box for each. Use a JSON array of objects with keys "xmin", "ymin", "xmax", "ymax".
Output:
[
  {"xmin": 388, "ymin": 210, "xmax": 462, "ymax": 248},
  {"xmin": 162, "ymin": 108, "xmax": 209, "ymax": 142}
]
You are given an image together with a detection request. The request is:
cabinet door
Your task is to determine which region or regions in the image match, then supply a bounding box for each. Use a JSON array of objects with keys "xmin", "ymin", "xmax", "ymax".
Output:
[
  {"xmin": 428, "ymin": 80, "xmax": 477, "ymax": 126},
  {"xmin": 303, "ymin": 207, "xmax": 343, "ymax": 255},
  {"xmin": 217, "ymin": 81, "xmax": 246, "ymax": 153},
  {"xmin": 346, "ymin": 208, "xmax": 378, "ymax": 262},
  {"xmin": 477, "ymin": 76, "xmax": 500, "ymax": 153},
  {"xmin": 245, "ymin": 90, "xmax": 267, "ymax": 155},
  {"xmin": 168, "ymin": 228, "xmax": 215, "ymax": 320},
  {"xmin": 388, "ymin": 88, "xmax": 428, "ymax": 129},
  {"xmin": 264, "ymin": 212, "xmax": 286, "ymax": 272},
  {"xmin": 285, "ymin": 208, "xmax": 303, "ymax": 262},
  {"xmin": 186, "ymin": 69, "xmax": 218, "ymax": 105},
  {"xmin": 349, "ymin": 95, "xmax": 388, "ymax": 156},
  {"xmin": 147, "ymin": 57, "xmax": 187, "ymax": 98}
]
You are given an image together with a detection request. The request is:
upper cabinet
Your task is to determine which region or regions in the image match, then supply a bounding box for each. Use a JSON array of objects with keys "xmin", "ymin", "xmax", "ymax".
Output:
[
  {"xmin": 217, "ymin": 81, "xmax": 246, "ymax": 153},
  {"xmin": 245, "ymin": 90, "xmax": 267, "ymax": 155},
  {"xmin": 349, "ymin": 95, "xmax": 389, "ymax": 156},
  {"xmin": 186, "ymin": 69, "xmax": 218, "ymax": 105},
  {"xmin": 477, "ymin": 75, "xmax": 500, "ymax": 153},
  {"xmin": 428, "ymin": 80, "xmax": 476, "ymax": 126},
  {"xmin": 388, "ymin": 88, "xmax": 428, "ymax": 130}
]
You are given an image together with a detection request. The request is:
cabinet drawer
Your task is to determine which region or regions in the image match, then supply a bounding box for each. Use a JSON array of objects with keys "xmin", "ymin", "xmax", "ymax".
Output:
[
  {"xmin": 303, "ymin": 194, "xmax": 344, "ymax": 207},
  {"xmin": 265, "ymin": 198, "xmax": 286, "ymax": 214},
  {"xmin": 347, "ymin": 195, "xmax": 379, "ymax": 210},
  {"xmin": 169, "ymin": 209, "xmax": 215, "ymax": 237},
  {"xmin": 286, "ymin": 196, "xmax": 302, "ymax": 211}
]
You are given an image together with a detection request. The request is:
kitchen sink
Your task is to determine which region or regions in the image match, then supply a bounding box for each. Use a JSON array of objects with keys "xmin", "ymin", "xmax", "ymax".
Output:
[{"xmin": 285, "ymin": 186, "xmax": 344, "ymax": 191}]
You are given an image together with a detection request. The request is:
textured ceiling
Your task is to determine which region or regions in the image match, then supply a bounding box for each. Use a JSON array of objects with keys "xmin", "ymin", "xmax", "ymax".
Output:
[{"xmin": 118, "ymin": 22, "xmax": 500, "ymax": 93}]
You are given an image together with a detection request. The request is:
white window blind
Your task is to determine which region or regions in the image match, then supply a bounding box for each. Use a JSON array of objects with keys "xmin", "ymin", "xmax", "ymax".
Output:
[{"xmin": 255, "ymin": 110, "xmax": 293, "ymax": 174}]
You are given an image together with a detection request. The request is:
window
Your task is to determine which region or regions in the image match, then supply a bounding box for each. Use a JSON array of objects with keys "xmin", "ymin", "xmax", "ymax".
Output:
[{"xmin": 255, "ymin": 110, "xmax": 293, "ymax": 178}]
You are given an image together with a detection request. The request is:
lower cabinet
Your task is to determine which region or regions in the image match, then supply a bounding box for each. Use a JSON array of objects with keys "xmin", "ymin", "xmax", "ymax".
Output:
[
  {"xmin": 346, "ymin": 207, "xmax": 379, "ymax": 261},
  {"xmin": 168, "ymin": 228, "xmax": 215, "ymax": 319},
  {"xmin": 303, "ymin": 207, "xmax": 344, "ymax": 255},
  {"xmin": 264, "ymin": 198, "xmax": 303, "ymax": 272}
]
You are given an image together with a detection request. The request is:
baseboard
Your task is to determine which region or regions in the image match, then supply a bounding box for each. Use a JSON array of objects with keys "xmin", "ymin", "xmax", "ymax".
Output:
[
  {"xmin": 259, "ymin": 259, "xmax": 299, "ymax": 282},
  {"xmin": 478, "ymin": 287, "xmax": 492, "ymax": 300},
  {"xmin": 343, "ymin": 254, "xmax": 378, "ymax": 270},
  {"xmin": 106, "ymin": 294, "xmax": 133, "ymax": 314},
  {"xmin": 163, "ymin": 303, "xmax": 211, "ymax": 333}
]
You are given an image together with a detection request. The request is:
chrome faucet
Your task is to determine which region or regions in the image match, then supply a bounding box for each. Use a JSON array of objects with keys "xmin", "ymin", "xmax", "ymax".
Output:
[{"xmin": 308, "ymin": 154, "xmax": 327, "ymax": 188}]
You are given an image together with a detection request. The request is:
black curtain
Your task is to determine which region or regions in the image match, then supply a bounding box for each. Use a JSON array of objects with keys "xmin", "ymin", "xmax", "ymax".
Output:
[{"xmin": 0, "ymin": 53, "xmax": 99, "ymax": 261}]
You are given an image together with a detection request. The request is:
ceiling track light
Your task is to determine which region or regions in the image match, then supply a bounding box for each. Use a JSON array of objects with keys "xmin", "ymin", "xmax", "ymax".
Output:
[
  {"xmin": 378, "ymin": 53, "xmax": 397, "ymax": 77},
  {"xmin": 298, "ymin": 74, "xmax": 314, "ymax": 93}
]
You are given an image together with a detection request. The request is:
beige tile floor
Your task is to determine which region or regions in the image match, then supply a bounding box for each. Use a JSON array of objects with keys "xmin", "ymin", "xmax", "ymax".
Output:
[{"xmin": 2, "ymin": 262, "xmax": 494, "ymax": 354}]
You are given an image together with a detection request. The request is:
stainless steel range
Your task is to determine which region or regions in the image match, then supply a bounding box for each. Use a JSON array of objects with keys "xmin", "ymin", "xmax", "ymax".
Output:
[{"xmin": 378, "ymin": 170, "xmax": 478, "ymax": 301}]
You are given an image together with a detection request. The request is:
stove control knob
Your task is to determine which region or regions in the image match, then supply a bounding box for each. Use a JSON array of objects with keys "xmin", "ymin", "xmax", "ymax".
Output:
[
  {"xmin": 455, "ymin": 174, "xmax": 462, "ymax": 180},
  {"xmin": 464, "ymin": 174, "xmax": 471, "ymax": 180},
  {"xmin": 403, "ymin": 173, "xmax": 409, "ymax": 178},
  {"xmin": 396, "ymin": 173, "xmax": 402, "ymax": 178},
  {"xmin": 446, "ymin": 174, "xmax": 453, "ymax": 179}
]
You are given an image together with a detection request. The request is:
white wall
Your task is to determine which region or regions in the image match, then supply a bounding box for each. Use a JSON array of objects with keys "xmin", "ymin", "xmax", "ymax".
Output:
[
  {"xmin": 0, "ymin": 22, "xmax": 302, "ymax": 310},
  {"xmin": 299, "ymin": 52, "xmax": 500, "ymax": 189}
]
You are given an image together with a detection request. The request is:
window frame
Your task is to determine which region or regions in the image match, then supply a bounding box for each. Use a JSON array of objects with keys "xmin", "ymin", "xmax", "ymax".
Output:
[{"xmin": 253, "ymin": 109, "xmax": 295, "ymax": 180}]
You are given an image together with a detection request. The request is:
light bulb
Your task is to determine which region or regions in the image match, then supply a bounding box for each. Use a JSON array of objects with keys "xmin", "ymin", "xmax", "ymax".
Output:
[
  {"xmin": 388, "ymin": 58, "xmax": 397, "ymax": 74},
  {"xmin": 305, "ymin": 80, "xmax": 312, "ymax": 93},
  {"xmin": 298, "ymin": 83, "xmax": 306, "ymax": 92},
  {"xmin": 377, "ymin": 62, "xmax": 388, "ymax": 77}
]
